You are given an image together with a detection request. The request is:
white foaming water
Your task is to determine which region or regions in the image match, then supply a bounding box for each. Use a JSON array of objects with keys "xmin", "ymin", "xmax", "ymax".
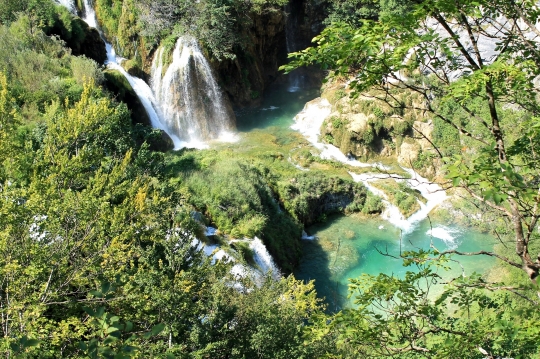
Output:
[
  {"xmin": 77, "ymin": 0, "xmax": 183, "ymax": 149},
  {"xmin": 151, "ymin": 38, "xmax": 236, "ymax": 145},
  {"xmin": 249, "ymin": 237, "xmax": 281, "ymax": 280},
  {"xmin": 292, "ymin": 99, "xmax": 390, "ymax": 171},
  {"xmin": 292, "ymin": 98, "xmax": 448, "ymax": 233},
  {"xmin": 350, "ymin": 170, "xmax": 448, "ymax": 233},
  {"xmin": 427, "ymin": 226, "xmax": 460, "ymax": 249}
]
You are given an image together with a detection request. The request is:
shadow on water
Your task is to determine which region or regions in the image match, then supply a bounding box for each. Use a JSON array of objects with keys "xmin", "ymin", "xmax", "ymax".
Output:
[{"xmin": 294, "ymin": 214, "xmax": 356, "ymax": 313}]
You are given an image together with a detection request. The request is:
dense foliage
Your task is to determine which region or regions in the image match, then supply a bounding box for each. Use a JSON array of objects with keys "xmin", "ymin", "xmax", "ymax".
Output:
[
  {"xmin": 0, "ymin": 9, "xmax": 332, "ymax": 357},
  {"xmin": 89, "ymin": 0, "xmax": 288, "ymax": 61},
  {"xmin": 4, "ymin": 0, "xmax": 540, "ymax": 358}
]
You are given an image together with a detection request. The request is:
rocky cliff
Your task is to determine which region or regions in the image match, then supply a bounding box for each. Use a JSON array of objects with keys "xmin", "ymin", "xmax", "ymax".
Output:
[
  {"xmin": 215, "ymin": 0, "xmax": 327, "ymax": 107},
  {"xmin": 320, "ymin": 80, "xmax": 441, "ymax": 178}
]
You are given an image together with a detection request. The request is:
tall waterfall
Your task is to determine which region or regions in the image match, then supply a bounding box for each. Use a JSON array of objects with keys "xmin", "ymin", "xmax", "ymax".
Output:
[
  {"xmin": 284, "ymin": 2, "xmax": 306, "ymax": 92},
  {"xmin": 77, "ymin": 0, "xmax": 183, "ymax": 148},
  {"xmin": 151, "ymin": 37, "xmax": 236, "ymax": 146}
]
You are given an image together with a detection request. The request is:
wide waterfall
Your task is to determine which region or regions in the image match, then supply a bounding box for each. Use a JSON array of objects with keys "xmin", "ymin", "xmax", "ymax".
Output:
[{"xmin": 151, "ymin": 38, "xmax": 236, "ymax": 146}]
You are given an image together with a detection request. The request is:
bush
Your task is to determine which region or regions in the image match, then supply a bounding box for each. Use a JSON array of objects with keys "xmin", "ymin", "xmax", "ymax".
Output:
[{"xmin": 71, "ymin": 56, "xmax": 105, "ymax": 85}]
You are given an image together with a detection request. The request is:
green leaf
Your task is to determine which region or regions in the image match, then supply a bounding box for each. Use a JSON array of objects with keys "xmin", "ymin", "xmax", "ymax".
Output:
[{"xmin": 143, "ymin": 323, "xmax": 165, "ymax": 339}]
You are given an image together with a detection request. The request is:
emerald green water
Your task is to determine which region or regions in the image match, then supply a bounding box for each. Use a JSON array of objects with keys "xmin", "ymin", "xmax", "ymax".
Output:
[
  {"xmin": 232, "ymin": 85, "xmax": 496, "ymax": 311},
  {"xmin": 294, "ymin": 214, "xmax": 497, "ymax": 311},
  {"xmin": 235, "ymin": 85, "xmax": 319, "ymax": 131}
]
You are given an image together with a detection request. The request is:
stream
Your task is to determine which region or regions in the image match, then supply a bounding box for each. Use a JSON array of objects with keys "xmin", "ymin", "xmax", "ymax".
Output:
[{"xmin": 59, "ymin": 0, "xmax": 496, "ymax": 309}]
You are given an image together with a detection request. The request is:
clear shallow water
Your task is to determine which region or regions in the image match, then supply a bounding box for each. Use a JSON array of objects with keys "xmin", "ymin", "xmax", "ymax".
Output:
[
  {"xmin": 294, "ymin": 214, "xmax": 497, "ymax": 312},
  {"xmin": 235, "ymin": 86, "xmax": 319, "ymax": 131}
]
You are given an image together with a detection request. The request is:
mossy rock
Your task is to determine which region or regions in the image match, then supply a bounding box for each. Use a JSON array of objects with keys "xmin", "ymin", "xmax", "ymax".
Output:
[
  {"xmin": 104, "ymin": 69, "xmax": 150, "ymax": 125},
  {"xmin": 49, "ymin": 17, "xmax": 107, "ymax": 64},
  {"xmin": 123, "ymin": 59, "xmax": 146, "ymax": 79}
]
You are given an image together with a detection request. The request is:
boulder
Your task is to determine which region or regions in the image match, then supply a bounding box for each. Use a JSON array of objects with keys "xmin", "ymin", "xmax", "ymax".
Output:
[
  {"xmin": 398, "ymin": 141, "xmax": 420, "ymax": 166},
  {"xmin": 50, "ymin": 17, "xmax": 107, "ymax": 64},
  {"xmin": 147, "ymin": 130, "xmax": 174, "ymax": 153},
  {"xmin": 413, "ymin": 120, "xmax": 434, "ymax": 150},
  {"xmin": 347, "ymin": 113, "xmax": 372, "ymax": 133},
  {"xmin": 79, "ymin": 25, "xmax": 107, "ymax": 64}
]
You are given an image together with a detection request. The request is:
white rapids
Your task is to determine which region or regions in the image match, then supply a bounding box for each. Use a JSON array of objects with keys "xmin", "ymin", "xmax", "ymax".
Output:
[{"xmin": 292, "ymin": 98, "xmax": 448, "ymax": 233}]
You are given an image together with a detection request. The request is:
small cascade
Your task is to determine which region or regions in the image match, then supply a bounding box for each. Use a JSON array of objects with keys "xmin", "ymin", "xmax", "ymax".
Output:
[
  {"xmin": 249, "ymin": 237, "xmax": 281, "ymax": 280},
  {"xmin": 284, "ymin": 2, "xmax": 306, "ymax": 92},
  {"xmin": 427, "ymin": 226, "xmax": 460, "ymax": 249},
  {"xmin": 151, "ymin": 38, "xmax": 236, "ymax": 147},
  {"xmin": 292, "ymin": 98, "xmax": 448, "ymax": 234},
  {"xmin": 292, "ymin": 98, "xmax": 389, "ymax": 170}
]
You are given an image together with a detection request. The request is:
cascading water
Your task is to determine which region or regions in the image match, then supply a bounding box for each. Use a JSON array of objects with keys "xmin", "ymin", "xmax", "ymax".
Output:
[
  {"xmin": 151, "ymin": 38, "xmax": 236, "ymax": 146},
  {"xmin": 72, "ymin": 0, "xmax": 183, "ymax": 148},
  {"xmin": 292, "ymin": 98, "xmax": 448, "ymax": 233},
  {"xmin": 249, "ymin": 237, "xmax": 281, "ymax": 280},
  {"xmin": 284, "ymin": 2, "xmax": 306, "ymax": 92}
]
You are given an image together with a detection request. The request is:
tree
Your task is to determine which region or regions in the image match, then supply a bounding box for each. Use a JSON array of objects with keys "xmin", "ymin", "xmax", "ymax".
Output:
[
  {"xmin": 135, "ymin": 0, "xmax": 288, "ymax": 60},
  {"xmin": 282, "ymin": 1, "xmax": 540, "ymax": 356},
  {"xmin": 284, "ymin": 0, "xmax": 540, "ymax": 286},
  {"xmin": 304, "ymin": 251, "xmax": 540, "ymax": 358}
]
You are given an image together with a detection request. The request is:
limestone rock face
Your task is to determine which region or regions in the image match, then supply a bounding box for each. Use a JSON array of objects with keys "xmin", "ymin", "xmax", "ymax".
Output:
[
  {"xmin": 348, "ymin": 113, "xmax": 372, "ymax": 134},
  {"xmin": 398, "ymin": 141, "xmax": 420, "ymax": 166},
  {"xmin": 215, "ymin": 9, "xmax": 287, "ymax": 107},
  {"xmin": 214, "ymin": 0, "xmax": 326, "ymax": 107},
  {"xmin": 413, "ymin": 120, "xmax": 434, "ymax": 150}
]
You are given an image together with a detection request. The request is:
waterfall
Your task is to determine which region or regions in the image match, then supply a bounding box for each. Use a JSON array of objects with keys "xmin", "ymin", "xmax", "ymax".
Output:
[
  {"xmin": 284, "ymin": 2, "xmax": 306, "ymax": 92},
  {"xmin": 61, "ymin": 0, "xmax": 236, "ymax": 149},
  {"xmin": 54, "ymin": 0, "xmax": 181, "ymax": 148},
  {"xmin": 151, "ymin": 37, "xmax": 236, "ymax": 146},
  {"xmin": 292, "ymin": 98, "xmax": 448, "ymax": 233},
  {"xmin": 249, "ymin": 237, "xmax": 281, "ymax": 280},
  {"xmin": 195, "ymin": 235, "xmax": 281, "ymax": 286}
]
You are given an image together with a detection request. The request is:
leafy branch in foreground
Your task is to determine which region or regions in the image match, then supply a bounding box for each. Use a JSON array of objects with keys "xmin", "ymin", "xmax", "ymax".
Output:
[
  {"xmin": 282, "ymin": 0, "xmax": 540, "ymax": 285},
  {"xmin": 304, "ymin": 250, "xmax": 540, "ymax": 358}
]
